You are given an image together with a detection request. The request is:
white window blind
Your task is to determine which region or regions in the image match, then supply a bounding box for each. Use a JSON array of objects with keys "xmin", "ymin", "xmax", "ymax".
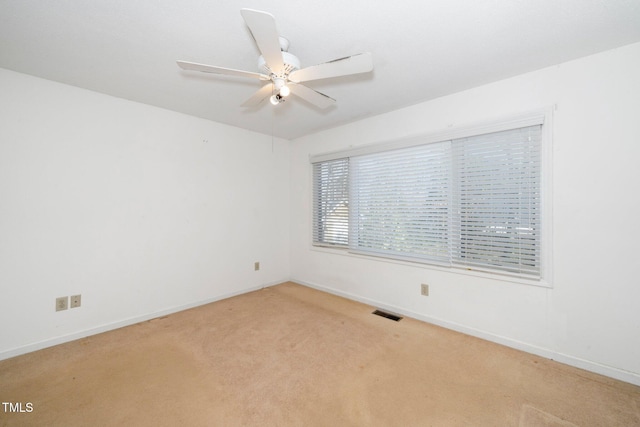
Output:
[
  {"xmin": 349, "ymin": 142, "xmax": 451, "ymax": 263},
  {"xmin": 312, "ymin": 158, "xmax": 349, "ymax": 246},
  {"xmin": 310, "ymin": 114, "xmax": 546, "ymax": 280},
  {"xmin": 451, "ymin": 125, "xmax": 541, "ymax": 276}
]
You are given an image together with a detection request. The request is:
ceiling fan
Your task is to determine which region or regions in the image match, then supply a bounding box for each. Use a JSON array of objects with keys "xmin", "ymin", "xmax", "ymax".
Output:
[{"xmin": 177, "ymin": 8, "xmax": 373, "ymax": 109}]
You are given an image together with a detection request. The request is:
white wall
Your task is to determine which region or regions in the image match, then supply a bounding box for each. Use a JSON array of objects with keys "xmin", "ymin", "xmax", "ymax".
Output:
[
  {"xmin": 0, "ymin": 68, "xmax": 290, "ymax": 358},
  {"xmin": 290, "ymin": 42, "xmax": 640, "ymax": 385}
]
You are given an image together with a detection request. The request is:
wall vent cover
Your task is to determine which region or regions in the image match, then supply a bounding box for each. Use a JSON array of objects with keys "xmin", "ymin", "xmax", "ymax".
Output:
[{"xmin": 372, "ymin": 309, "xmax": 402, "ymax": 321}]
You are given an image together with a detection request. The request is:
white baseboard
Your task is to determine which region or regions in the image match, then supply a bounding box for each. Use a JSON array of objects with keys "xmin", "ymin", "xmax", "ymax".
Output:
[
  {"xmin": 0, "ymin": 280, "xmax": 285, "ymax": 362},
  {"xmin": 293, "ymin": 278, "xmax": 640, "ymax": 387}
]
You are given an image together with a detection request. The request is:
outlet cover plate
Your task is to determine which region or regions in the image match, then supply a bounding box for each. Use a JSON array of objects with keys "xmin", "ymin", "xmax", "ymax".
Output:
[
  {"xmin": 56, "ymin": 296, "xmax": 68, "ymax": 311},
  {"xmin": 421, "ymin": 284, "xmax": 429, "ymax": 296}
]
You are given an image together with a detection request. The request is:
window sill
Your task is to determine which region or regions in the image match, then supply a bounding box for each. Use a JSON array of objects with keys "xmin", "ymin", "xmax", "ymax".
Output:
[{"xmin": 311, "ymin": 244, "xmax": 552, "ymax": 288}]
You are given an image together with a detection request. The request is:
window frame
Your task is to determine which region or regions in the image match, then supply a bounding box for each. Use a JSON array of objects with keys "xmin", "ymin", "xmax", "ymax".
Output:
[{"xmin": 309, "ymin": 110, "xmax": 553, "ymax": 287}]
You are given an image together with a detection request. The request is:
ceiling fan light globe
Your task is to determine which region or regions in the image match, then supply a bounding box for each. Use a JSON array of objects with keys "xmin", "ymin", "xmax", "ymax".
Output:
[
  {"xmin": 279, "ymin": 85, "xmax": 290, "ymax": 97},
  {"xmin": 270, "ymin": 94, "xmax": 280, "ymax": 105}
]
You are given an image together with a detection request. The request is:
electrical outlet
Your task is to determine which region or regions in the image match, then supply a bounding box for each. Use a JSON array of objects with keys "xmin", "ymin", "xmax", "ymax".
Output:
[
  {"xmin": 70, "ymin": 294, "xmax": 81, "ymax": 308},
  {"xmin": 254, "ymin": 261, "xmax": 260, "ymax": 271},
  {"xmin": 421, "ymin": 284, "xmax": 429, "ymax": 296},
  {"xmin": 56, "ymin": 296, "xmax": 68, "ymax": 311}
]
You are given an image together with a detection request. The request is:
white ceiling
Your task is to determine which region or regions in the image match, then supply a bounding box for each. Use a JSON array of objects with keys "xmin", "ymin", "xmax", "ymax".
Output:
[{"xmin": 2, "ymin": 1, "xmax": 640, "ymax": 140}]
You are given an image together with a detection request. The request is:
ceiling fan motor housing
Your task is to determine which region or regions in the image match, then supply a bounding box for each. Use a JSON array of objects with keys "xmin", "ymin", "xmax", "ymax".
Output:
[{"xmin": 258, "ymin": 51, "xmax": 300, "ymax": 79}]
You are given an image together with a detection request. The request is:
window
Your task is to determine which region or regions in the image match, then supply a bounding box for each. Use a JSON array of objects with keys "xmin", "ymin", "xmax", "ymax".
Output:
[
  {"xmin": 312, "ymin": 158, "xmax": 349, "ymax": 246},
  {"xmin": 311, "ymin": 114, "xmax": 549, "ymax": 281},
  {"xmin": 350, "ymin": 142, "xmax": 451, "ymax": 264}
]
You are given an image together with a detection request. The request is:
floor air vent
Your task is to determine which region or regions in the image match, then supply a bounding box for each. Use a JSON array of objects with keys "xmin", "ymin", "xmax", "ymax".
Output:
[{"xmin": 372, "ymin": 309, "xmax": 402, "ymax": 321}]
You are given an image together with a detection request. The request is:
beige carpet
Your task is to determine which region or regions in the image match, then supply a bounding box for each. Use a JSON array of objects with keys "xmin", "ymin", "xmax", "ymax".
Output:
[{"xmin": 1, "ymin": 282, "xmax": 639, "ymax": 426}]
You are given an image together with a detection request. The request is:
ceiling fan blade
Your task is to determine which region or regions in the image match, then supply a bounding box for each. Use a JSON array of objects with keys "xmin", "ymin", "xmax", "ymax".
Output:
[
  {"xmin": 241, "ymin": 83, "xmax": 274, "ymax": 107},
  {"xmin": 288, "ymin": 83, "xmax": 336, "ymax": 109},
  {"xmin": 177, "ymin": 60, "xmax": 269, "ymax": 80},
  {"xmin": 240, "ymin": 8, "xmax": 285, "ymax": 73},
  {"xmin": 288, "ymin": 52, "xmax": 373, "ymax": 83}
]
